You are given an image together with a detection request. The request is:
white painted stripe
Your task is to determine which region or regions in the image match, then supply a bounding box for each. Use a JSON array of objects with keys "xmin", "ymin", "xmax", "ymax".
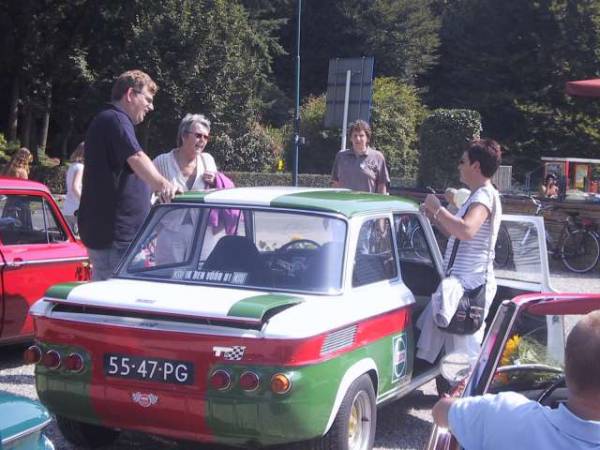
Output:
[{"xmin": 202, "ymin": 187, "xmax": 339, "ymax": 206}]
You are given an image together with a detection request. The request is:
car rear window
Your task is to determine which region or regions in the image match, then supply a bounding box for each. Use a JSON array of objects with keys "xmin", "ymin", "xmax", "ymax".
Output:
[{"xmin": 120, "ymin": 205, "xmax": 347, "ymax": 294}]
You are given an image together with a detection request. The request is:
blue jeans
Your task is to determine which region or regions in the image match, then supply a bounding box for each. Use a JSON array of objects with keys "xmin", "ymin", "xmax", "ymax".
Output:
[{"xmin": 87, "ymin": 241, "xmax": 130, "ymax": 281}]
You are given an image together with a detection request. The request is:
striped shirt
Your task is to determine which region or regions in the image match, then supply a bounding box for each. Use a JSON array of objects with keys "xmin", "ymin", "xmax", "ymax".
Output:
[{"xmin": 444, "ymin": 184, "xmax": 501, "ymax": 289}]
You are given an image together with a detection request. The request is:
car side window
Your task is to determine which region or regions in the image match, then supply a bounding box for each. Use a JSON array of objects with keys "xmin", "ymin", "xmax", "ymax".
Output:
[
  {"xmin": 0, "ymin": 194, "xmax": 67, "ymax": 245},
  {"xmin": 393, "ymin": 214, "xmax": 434, "ymax": 264},
  {"xmin": 352, "ymin": 218, "xmax": 397, "ymax": 287}
]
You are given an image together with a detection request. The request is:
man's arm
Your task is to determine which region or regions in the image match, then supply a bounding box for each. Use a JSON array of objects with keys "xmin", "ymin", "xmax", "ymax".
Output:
[
  {"xmin": 432, "ymin": 397, "xmax": 455, "ymax": 428},
  {"xmin": 127, "ymin": 151, "xmax": 177, "ymax": 199}
]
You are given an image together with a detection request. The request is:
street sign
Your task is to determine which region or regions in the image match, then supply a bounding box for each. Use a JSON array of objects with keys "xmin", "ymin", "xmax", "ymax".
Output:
[{"xmin": 324, "ymin": 57, "xmax": 374, "ymax": 131}]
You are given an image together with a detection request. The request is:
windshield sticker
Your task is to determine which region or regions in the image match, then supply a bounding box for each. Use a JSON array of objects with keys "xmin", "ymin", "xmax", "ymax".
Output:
[
  {"xmin": 392, "ymin": 333, "xmax": 408, "ymax": 382},
  {"xmin": 173, "ymin": 270, "xmax": 248, "ymax": 285}
]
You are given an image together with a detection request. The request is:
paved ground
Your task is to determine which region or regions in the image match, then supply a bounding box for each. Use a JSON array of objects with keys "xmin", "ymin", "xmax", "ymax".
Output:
[{"xmin": 1, "ymin": 266, "xmax": 598, "ymax": 450}]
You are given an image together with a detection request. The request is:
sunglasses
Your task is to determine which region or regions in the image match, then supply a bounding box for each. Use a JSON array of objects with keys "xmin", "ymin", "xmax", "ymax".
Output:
[{"xmin": 187, "ymin": 131, "xmax": 209, "ymax": 140}]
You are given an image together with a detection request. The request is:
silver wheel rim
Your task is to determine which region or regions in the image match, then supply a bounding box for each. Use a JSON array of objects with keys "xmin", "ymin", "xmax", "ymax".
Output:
[{"xmin": 347, "ymin": 390, "xmax": 372, "ymax": 450}]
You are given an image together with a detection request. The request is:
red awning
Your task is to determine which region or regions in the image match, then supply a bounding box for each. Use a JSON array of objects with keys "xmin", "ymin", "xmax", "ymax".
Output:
[{"xmin": 565, "ymin": 78, "xmax": 600, "ymax": 97}]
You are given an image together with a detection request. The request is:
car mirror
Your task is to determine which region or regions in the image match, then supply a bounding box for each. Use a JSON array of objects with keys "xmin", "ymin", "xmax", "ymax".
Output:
[{"xmin": 440, "ymin": 352, "xmax": 472, "ymax": 384}]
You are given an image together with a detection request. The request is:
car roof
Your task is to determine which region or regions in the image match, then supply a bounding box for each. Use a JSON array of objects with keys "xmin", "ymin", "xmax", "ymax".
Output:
[
  {"xmin": 172, "ymin": 187, "xmax": 419, "ymax": 218},
  {"xmin": 0, "ymin": 176, "xmax": 51, "ymax": 193}
]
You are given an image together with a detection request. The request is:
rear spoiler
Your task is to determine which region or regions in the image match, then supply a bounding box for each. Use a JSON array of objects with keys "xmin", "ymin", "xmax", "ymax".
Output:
[{"xmin": 33, "ymin": 294, "xmax": 304, "ymax": 331}]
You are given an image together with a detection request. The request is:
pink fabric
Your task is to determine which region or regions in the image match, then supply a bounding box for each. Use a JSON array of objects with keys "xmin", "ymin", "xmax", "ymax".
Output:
[{"xmin": 209, "ymin": 173, "xmax": 239, "ymax": 234}]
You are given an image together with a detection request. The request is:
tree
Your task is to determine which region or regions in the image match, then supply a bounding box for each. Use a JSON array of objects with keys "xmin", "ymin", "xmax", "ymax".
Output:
[
  {"xmin": 292, "ymin": 77, "xmax": 427, "ymax": 177},
  {"xmin": 428, "ymin": 0, "xmax": 600, "ymax": 176}
]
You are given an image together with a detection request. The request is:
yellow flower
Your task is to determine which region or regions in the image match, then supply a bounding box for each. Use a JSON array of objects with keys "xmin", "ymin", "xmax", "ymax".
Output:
[{"xmin": 500, "ymin": 334, "xmax": 521, "ymax": 366}]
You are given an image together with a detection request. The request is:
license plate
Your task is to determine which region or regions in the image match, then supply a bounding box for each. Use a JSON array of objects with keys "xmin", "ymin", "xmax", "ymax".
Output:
[{"xmin": 104, "ymin": 353, "xmax": 194, "ymax": 385}]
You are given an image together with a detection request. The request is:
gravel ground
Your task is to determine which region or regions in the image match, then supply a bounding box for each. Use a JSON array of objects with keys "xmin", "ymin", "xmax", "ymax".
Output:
[{"xmin": 2, "ymin": 266, "xmax": 598, "ymax": 450}]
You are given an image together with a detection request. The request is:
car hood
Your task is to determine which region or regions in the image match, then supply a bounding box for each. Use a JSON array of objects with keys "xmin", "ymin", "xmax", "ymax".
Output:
[
  {"xmin": 35, "ymin": 279, "xmax": 306, "ymax": 328},
  {"xmin": 0, "ymin": 391, "xmax": 51, "ymax": 442}
]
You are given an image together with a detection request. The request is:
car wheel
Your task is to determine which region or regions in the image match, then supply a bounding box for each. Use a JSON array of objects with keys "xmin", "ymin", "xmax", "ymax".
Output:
[
  {"xmin": 56, "ymin": 415, "xmax": 120, "ymax": 448},
  {"xmin": 301, "ymin": 374, "xmax": 376, "ymax": 450}
]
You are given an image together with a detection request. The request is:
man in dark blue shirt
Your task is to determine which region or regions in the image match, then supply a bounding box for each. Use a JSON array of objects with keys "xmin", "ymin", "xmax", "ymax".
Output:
[{"xmin": 79, "ymin": 70, "xmax": 178, "ymax": 280}]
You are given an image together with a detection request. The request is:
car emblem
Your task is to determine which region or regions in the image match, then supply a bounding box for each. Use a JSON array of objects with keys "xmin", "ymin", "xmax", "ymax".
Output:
[
  {"xmin": 213, "ymin": 345, "xmax": 246, "ymax": 361},
  {"xmin": 132, "ymin": 392, "xmax": 158, "ymax": 408}
]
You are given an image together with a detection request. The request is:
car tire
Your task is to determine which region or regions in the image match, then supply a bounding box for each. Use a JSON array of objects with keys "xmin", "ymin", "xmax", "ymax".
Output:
[
  {"xmin": 299, "ymin": 374, "xmax": 376, "ymax": 450},
  {"xmin": 56, "ymin": 415, "xmax": 120, "ymax": 448}
]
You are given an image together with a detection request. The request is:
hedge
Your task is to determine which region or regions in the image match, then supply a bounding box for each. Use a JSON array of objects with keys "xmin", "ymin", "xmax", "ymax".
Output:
[
  {"xmin": 418, "ymin": 109, "xmax": 481, "ymax": 190},
  {"xmin": 29, "ymin": 166, "xmax": 413, "ymax": 194}
]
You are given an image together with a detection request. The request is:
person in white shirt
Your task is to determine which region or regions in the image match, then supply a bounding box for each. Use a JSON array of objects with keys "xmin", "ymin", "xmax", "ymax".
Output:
[
  {"xmin": 153, "ymin": 113, "xmax": 217, "ymax": 192},
  {"xmin": 432, "ymin": 310, "xmax": 600, "ymax": 450},
  {"xmin": 63, "ymin": 142, "xmax": 85, "ymax": 234},
  {"xmin": 418, "ymin": 139, "xmax": 502, "ymax": 363},
  {"xmin": 153, "ymin": 114, "xmax": 218, "ymax": 264}
]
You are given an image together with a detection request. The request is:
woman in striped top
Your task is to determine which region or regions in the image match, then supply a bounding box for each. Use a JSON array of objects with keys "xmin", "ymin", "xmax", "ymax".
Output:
[{"xmin": 420, "ymin": 139, "xmax": 502, "ymax": 361}]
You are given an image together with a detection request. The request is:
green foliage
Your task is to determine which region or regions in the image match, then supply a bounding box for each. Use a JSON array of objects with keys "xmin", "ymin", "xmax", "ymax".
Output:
[
  {"xmin": 428, "ymin": 0, "xmax": 600, "ymax": 178},
  {"xmin": 344, "ymin": 0, "xmax": 441, "ymax": 83},
  {"xmin": 30, "ymin": 165, "xmax": 68, "ymax": 194},
  {"xmin": 418, "ymin": 109, "xmax": 481, "ymax": 189},
  {"xmin": 291, "ymin": 78, "xmax": 426, "ymax": 178},
  {"xmin": 209, "ymin": 123, "xmax": 277, "ymax": 172},
  {"xmin": 371, "ymin": 78, "xmax": 428, "ymax": 179},
  {"xmin": 0, "ymin": 134, "xmax": 22, "ymax": 163},
  {"xmin": 295, "ymin": 95, "xmax": 342, "ymax": 174}
]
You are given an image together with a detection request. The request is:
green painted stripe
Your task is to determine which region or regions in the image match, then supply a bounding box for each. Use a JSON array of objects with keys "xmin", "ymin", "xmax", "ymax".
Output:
[
  {"xmin": 227, "ymin": 294, "xmax": 304, "ymax": 320},
  {"xmin": 172, "ymin": 190, "xmax": 210, "ymax": 203},
  {"xmin": 45, "ymin": 281, "xmax": 87, "ymax": 300},
  {"xmin": 271, "ymin": 190, "xmax": 418, "ymax": 218},
  {"xmin": 206, "ymin": 329, "xmax": 415, "ymax": 446}
]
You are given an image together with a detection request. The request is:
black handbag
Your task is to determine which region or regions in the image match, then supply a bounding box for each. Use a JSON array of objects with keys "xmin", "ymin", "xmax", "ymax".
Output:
[{"xmin": 437, "ymin": 193, "xmax": 497, "ymax": 335}]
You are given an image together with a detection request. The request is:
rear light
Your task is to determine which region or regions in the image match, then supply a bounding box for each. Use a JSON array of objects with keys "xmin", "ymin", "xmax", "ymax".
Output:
[
  {"xmin": 210, "ymin": 369, "xmax": 231, "ymax": 391},
  {"xmin": 42, "ymin": 350, "xmax": 61, "ymax": 369},
  {"xmin": 65, "ymin": 353, "xmax": 85, "ymax": 372},
  {"xmin": 23, "ymin": 345, "xmax": 42, "ymax": 364},
  {"xmin": 239, "ymin": 371, "xmax": 260, "ymax": 391},
  {"xmin": 271, "ymin": 373, "xmax": 291, "ymax": 394}
]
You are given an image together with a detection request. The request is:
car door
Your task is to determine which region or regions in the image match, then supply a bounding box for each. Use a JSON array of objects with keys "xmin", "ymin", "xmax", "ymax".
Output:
[
  {"xmin": 390, "ymin": 213, "xmax": 551, "ymax": 377},
  {"xmin": 0, "ymin": 190, "xmax": 89, "ymax": 343}
]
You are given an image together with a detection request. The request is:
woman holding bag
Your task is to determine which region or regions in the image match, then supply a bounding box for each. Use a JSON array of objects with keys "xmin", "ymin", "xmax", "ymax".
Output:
[{"xmin": 417, "ymin": 139, "xmax": 502, "ymax": 364}]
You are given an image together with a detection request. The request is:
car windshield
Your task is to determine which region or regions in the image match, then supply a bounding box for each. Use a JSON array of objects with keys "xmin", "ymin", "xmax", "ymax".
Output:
[
  {"xmin": 488, "ymin": 309, "xmax": 583, "ymax": 393},
  {"xmin": 119, "ymin": 205, "xmax": 347, "ymax": 294}
]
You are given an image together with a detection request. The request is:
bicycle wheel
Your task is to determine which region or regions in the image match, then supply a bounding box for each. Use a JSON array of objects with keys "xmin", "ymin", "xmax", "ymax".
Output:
[
  {"xmin": 494, "ymin": 223, "xmax": 512, "ymax": 269},
  {"xmin": 409, "ymin": 224, "xmax": 430, "ymax": 259},
  {"xmin": 560, "ymin": 229, "xmax": 600, "ymax": 273}
]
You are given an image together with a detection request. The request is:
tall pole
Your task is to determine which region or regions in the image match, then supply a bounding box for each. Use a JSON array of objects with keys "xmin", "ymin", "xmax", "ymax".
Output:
[{"xmin": 292, "ymin": 0, "xmax": 302, "ymax": 186}]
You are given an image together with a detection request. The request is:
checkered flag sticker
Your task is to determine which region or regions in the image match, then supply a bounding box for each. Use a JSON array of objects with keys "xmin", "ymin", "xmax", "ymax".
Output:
[{"xmin": 224, "ymin": 346, "xmax": 246, "ymax": 361}]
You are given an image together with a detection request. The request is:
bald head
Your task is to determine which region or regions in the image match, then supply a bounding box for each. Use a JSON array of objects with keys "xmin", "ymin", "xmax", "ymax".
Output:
[{"xmin": 565, "ymin": 310, "xmax": 600, "ymax": 396}]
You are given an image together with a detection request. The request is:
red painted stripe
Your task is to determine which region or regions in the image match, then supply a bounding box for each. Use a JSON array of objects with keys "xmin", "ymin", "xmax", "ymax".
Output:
[{"xmin": 35, "ymin": 306, "xmax": 410, "ymax": 368}]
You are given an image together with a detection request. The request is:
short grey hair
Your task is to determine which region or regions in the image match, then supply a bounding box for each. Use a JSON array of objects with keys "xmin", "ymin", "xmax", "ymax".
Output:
[{"xmin": 176, "ymin": 113, "xmax": 211, "ymax": 147}]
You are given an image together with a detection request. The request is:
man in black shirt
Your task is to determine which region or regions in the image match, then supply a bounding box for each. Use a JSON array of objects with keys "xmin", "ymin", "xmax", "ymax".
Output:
[{"xmin": 79, "ymin": 70, "xmax": 178, "ymax": 280}]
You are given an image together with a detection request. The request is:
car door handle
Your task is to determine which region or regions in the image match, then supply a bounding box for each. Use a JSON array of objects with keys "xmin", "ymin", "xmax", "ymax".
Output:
[{"xmin": 5, "ymin": 258, "xmax": 24, "ymax": 270}]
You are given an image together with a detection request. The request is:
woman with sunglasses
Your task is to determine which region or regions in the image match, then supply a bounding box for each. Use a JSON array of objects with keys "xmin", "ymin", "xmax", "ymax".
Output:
[
  {"xmin": 418, "ymin": 139, "xmax": 503, "ymax": 365},
  {"xmin": 152, "ymin": 113, "xmax": 218, "ymax": 264},
  {"xmin": 153, "ymin": 113, "xmax": 217, "ymax": 191}
]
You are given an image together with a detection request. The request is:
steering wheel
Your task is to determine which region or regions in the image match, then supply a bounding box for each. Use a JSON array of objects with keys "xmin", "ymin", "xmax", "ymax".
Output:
[
  {"xmin": 537, "ymin": 375, "xmax": 566, "ymax": 405},
  {"xmin": 277, "ymin": 239, "xmax": 321, "ymax": 252}
]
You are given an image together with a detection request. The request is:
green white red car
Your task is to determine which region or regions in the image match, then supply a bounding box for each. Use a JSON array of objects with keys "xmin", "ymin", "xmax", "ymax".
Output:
[{"xmin": 27, "ymin": 187, "xmax": 552, "ymax": 449}]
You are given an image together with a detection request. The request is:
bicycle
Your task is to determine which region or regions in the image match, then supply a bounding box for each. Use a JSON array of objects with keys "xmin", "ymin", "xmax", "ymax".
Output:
[{"xmin": 496, "ymin": 196, "xmax": 600, "ymax": 273}]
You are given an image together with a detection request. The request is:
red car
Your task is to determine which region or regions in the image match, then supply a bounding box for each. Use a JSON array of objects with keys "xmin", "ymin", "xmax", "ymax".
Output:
[
  {"xmin": 427, "ymin": 292, "xmax": 600, "ymax": 450},
  {"xmin": 0, "ymin": 177, "xmax": 89, "ymax": 345}
]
